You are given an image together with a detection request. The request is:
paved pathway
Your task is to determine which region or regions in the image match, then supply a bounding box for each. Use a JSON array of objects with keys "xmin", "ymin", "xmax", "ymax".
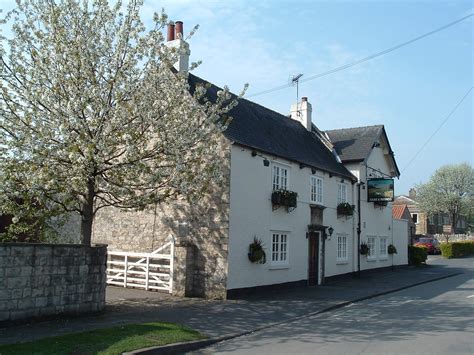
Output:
[{"xmin": 0, "ymin": 256, "xmax": 464, "ymax": 346}]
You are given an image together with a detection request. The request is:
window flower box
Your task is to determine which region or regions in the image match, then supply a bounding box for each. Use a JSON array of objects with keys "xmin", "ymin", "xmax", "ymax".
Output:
[
  {"xmin": 271, "ymin": 189, "xmax": 297, "ymax": 209},
  {"xmin": 337, "ymin": 202, "xmax": 354, "ymax": 217}
]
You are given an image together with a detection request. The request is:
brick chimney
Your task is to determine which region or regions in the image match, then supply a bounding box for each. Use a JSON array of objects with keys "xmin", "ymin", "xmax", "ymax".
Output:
[
  {"xmin": 165, "ymin": 21, "xmax": 190, "ymax": 72},
  {"xmin": 409, "ymin": 188, "xmax": 416, "ymax": 199},
  {"xmin": 290, "ymin": 97, "xmax": 312, "ymax": 131}
]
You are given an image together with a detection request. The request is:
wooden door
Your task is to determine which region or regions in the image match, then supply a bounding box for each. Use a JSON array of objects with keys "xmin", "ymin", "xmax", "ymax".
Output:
[{"xmin": 308, "ymin": 231, "xmax": 320, "ymax": 286}]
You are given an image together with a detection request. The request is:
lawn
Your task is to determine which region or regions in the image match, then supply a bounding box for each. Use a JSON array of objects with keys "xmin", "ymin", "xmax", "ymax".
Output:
[{"xmin": 0, "ymin": 322, "xmax": 205, "ymax": 355}]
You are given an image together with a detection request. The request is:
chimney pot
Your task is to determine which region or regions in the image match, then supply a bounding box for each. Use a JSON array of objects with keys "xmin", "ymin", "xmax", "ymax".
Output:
[
  {"xmin": 167, "ymin": 22, "xmax": 175, "ymax": 41},
  {"xmin": 175, "ymin": 21, "xmax": 184, "ymax": 39},
  {"xmin": 302, "ymin": 97, "xmax": 308, "ymax": 102}
]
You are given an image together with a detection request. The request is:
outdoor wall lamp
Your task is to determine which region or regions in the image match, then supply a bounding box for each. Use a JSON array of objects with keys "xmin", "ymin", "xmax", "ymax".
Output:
[
  {"xmin": 311, "ymin": 168, "xmax": 316, "ymax": 174},
  {"xmin": 263, "ymin": 158, "xmax": 270, "ymax": 167},
  {"xmin": 328, "ymin": 226, "xmax": 334, "ymax": 237}
]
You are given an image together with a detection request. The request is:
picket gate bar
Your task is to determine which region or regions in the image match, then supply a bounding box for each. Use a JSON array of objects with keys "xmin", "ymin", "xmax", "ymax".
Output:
[{"xmin": 106, "ymin": 239, "xmax": 174, "ymax": 293}]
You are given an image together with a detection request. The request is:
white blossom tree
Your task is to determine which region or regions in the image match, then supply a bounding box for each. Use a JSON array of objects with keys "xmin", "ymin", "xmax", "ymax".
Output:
[
  {"xmin": 416, "ymin": 163, "xmax": 473, "ymax": 240},
  {"xmin": 0, "ymin": 0, "xmax": 244, "ymax": 244}
]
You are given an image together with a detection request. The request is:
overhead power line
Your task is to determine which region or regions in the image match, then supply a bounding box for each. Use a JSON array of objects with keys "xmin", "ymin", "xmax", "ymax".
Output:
[
  {"xmin": 401, "ymin": 86, "xmax": 473, "ymax": 173},
  {"xmin": 247, "ymin": 13, "xmax": 473, "ymax": 98}
]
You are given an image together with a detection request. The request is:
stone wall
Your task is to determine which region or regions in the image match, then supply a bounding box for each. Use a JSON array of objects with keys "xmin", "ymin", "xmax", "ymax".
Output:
[
  {"xmin": 0, "ymin": 243, "xmax": 107, "ymax": 324},
  {"xmin": 93, "ymin": 139, "xmax": 232, "ymax": 299}
]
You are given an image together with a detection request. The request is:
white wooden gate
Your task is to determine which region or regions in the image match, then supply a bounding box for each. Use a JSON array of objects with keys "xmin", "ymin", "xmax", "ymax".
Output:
[{"xmin": 106, "ymin": 239, "xmax": 174, "ymax": 293}]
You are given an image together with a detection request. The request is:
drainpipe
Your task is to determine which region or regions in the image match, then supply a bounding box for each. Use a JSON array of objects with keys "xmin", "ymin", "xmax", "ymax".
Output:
[{"xmin": 357, "ymin": 182, "xmax": 362, "ymax": 277}]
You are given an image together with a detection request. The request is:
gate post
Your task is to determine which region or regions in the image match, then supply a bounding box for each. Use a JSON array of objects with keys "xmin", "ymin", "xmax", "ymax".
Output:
[{"xmin": 168, "ymin": 235, "xmax": 175, "ymax": 294}]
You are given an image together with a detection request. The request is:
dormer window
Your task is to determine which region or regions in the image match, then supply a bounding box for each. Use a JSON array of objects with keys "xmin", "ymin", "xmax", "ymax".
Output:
[{"xmin": 272, "ymin": 164, "xmax": 288, "ymax": 190}]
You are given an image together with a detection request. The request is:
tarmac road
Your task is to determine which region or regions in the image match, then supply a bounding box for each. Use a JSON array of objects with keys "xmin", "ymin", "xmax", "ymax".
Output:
[{"xmin": 194, "ymin": 257, "xmax": 474, "ymax": 354}]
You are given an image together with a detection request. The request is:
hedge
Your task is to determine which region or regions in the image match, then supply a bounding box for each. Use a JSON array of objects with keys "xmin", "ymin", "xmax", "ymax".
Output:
[
  {"xmin": 440, "ymin": 241, "xmax": 474, "ymax": 258},
  {"xmin": 408, "ymin": 245, "xmax": 427, "ymax": 266}
]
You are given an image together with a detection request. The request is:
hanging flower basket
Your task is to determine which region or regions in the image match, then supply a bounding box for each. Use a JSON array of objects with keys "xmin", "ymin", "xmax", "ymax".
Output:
[
  {"xmin": 360, "ymin": 242, "xmax": 370, "ymax": 256},
  {"xmin": 271, "ymin": 189, "xmax": 297, "ymax": 209},
  {"xmin": 248, "ymin": 237, "xmax": 266, "ymax": 264},
  {"xmin": 388, "ymin": 244, "xmax": 398, "ymax": 254},
  {"xmin": 337, "ymin": 202, "xmax": 354, "ymax": 216}
]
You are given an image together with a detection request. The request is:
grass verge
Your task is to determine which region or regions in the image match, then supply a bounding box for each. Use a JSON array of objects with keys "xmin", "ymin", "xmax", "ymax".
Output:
[{"xmin": 0, "ymin": 322, "xmax": 205, "ymax": 355}]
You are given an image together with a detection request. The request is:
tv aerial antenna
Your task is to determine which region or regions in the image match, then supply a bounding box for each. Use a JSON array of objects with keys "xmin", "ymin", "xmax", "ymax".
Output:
[{"xmin": 290, "ymin": 73, "xmax": 303, "ymax": 116}]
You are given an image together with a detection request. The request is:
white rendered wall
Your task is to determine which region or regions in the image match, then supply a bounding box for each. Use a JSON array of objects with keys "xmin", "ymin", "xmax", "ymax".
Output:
[
  {"xmin": 393, "ymin": 219, "xmax": 409, "ymax": 265},
  {"xmin": 227, "ymin": 144, "xmax": 354, "ymax": 290},
  {"xmin": 357, "ymin": 147, "xmax": 402, "ymax": 270}
]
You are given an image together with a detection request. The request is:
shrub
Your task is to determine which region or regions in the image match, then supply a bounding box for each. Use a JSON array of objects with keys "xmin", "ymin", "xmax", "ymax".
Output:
[
  {"xmin": 440, "ymin": 241, "xmax": 474, "ymax": 258},
  {"xmin": 408, "ymin": 245, "xmax": 427, "ymax": 266}
]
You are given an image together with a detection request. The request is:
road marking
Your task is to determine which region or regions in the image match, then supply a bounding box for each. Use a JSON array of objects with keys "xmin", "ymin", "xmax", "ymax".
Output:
[{"xmin": 467, "ymin": 295, "xmax": 474, "ymax": 299}]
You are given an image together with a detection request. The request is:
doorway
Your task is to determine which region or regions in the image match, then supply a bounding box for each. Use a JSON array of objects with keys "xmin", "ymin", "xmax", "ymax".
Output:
[{"xmin": 308, "ymin": 231, "xmax": 320, "ymax": 286}]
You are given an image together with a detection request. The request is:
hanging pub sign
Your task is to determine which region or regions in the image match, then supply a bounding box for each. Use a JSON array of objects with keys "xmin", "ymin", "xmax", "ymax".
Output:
[{"xmin": 367, "ymin": 178, "xmax": 394, "ymax": 202}]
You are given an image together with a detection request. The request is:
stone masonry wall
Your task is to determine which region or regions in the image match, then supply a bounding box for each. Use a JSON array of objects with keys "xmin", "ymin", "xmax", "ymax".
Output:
[
  {"xmin": 0, "ymin": 243, "xmax": 107, "ymax": 324},
  {"xmin": 93, "ymin": 139, "xmax": 231, "ymax": 299}
]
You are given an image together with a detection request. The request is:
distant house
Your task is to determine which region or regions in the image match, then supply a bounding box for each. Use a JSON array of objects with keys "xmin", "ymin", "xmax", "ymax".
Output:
[
  {"xmin": 394, "ymin": 189, "xmax": 468, "ymax": 236},
  {"xmin": 392, "ymin": 204, "xmax": 415, "ymax": 244},
  {"xmin": 87, "ymin": 21, "xmax": 408, "ymax": 299}
]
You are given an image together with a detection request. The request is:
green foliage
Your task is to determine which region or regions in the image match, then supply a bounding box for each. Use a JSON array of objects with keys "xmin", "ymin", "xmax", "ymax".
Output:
[
  {"xmin": 408, "ymin": 245, "xmax": 428, "ymax": 265},
  {"xmin": 440, "ymin": 241, "xmax": 474, "ymax": 258},
  {"xmin": 248, "ymin": 236, "xmax": 266, "ymax": 264},
  {"xmin": 271, "ymin": 190, "xmax": 298, "ymax": 208},
  {"xmin": 416, "ymin": 163, "xmax": 474, "ymax": 233},
  {"xmin": 359, "ymin": 242, "xmax": 369, "ymax": 255},
  {"xmin": 337, "ymin": 202, "xmax": 354, "ymax": 216},
  {"xmin": 0, "ymin": 191, "xmax": 61, "ymax": 243},
  {"xmin": 388, "ymin": 244, "xmax": 397, "ymax": 254},
  {"xmin": 0, "ymin": 322, "xmax": 204, "ymax": 355}
]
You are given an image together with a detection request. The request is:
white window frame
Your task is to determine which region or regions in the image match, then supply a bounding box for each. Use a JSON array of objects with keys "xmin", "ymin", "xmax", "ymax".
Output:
[
  {"xmin": 367, "ymin": 236, "xmax": 377, "ymax": 260},
  {"xmin": 412, "ymin": 213, "xmax": 419, "ymax": 224},
  {"xmin": 379, "ymin": 236, "xmax": 388, "ymax": 259},
  {"xmin": 337, "ymin": 183, "xmax": 347, "ymax": 204},
  {"xmin": 271, "ymin": 231, "xmax": 289, "ymax": 266},
  {"xmin": 310, "ymin": 175, "xmax": 324, "ymax": 204},
  {"xmin": 336, "ymin": 233, "xmax": 348, "ymax": 262},
  {"xmin": 272, "ymin": 164, "xmax": 289, "ymax": 191}
]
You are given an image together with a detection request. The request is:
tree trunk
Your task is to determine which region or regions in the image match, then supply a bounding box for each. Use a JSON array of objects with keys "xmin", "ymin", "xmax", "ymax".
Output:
[
  {"xmin": 451, "ymin": 211, "xmax": 457, "ymax": 236},
  {"xmin": 80, "ymin": 178, "xmax": 95, "ymax": 245}
]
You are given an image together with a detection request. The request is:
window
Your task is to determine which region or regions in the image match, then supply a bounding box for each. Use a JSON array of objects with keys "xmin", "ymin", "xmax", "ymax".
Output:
[
  {"xmin": 337, "ymin": 183, "xmax": 347, "ymax": 204},
  {"xmin": 310, "ymin": 176, "xmax": 323, "ymax": 204},
  {"xmin": 272, "ymin": 232, "xmax": 288, "ymax": 264},
  {"xmin": 379, "ymin": 237, "xmax": 388, "ymax": 258},
  {"xmin": 337, "ymin": 233, "xmax": 348, "ymax": 262},
  {"xmin": 367, "ymin": 236, "xmax": 376, "ymax": 259},
  {"xmin": 272, "ymin": 165, "xmax": 288, "ymax": 190},
  {"xmin": 412, "ymin": 213, "xmax": 418, "ymax": 224}
]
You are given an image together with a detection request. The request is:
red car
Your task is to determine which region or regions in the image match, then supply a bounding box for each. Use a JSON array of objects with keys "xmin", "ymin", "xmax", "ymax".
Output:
[{"xmin": 415, "ymin": 237, "xmax": 440, "ymax": 255}]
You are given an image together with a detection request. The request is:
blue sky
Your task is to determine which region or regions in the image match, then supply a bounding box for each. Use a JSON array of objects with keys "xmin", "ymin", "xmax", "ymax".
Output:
[{"xmin": 2, "ymin": 0, "xmax": 472, "ymax": 195}]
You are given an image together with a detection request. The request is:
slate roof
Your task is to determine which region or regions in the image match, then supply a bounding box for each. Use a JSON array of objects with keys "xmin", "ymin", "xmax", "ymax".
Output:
[
  {"xmin": 188, "ymin": 74, "xmax": 356, "ymax": 181},
  {"xmin": 325, "ymin": 125, "xmax": 384, "ymax": 163},
  {"xmin": 325, "ymin": 125, "xmax": 400, "ymax": 177}
]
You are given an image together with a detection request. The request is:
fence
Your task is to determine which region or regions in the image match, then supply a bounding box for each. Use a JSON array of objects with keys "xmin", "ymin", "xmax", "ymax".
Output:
[{"xmin": 106, "ymin": 240, "xmax": 174, "ymax": 293}]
